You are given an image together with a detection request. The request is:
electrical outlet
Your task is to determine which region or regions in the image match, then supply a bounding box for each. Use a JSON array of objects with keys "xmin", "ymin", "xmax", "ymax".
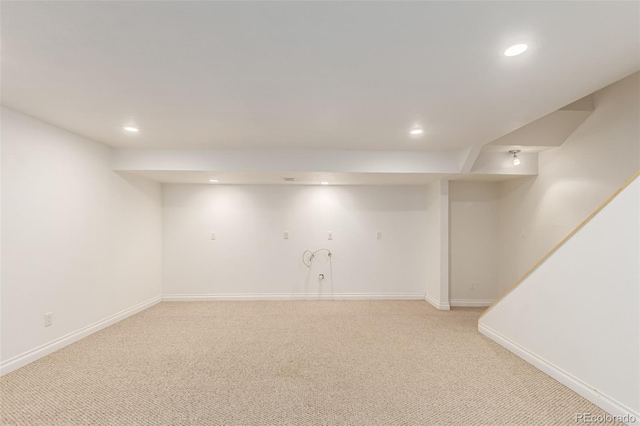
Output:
[
  {"xmin": 211, "ymin": 233, "xmax": 216, "ymax": 240},
  {"xmin": 376, "ymin": 231, "xmax": 382, "ymax": 240},
  {"xmin": 328, "ymin": 232, "xmax": 333, "ymax": 240},
  {"xmin": 470, "ymin": 282, "xmax": 476, "ymax": 291},
  {"xmin": 284, "ymin": 231, "xmax": 289, "ymax": 240},
  {"xmin": 44, "ymin": 312, "xmax": 53, "ymax": 327}
]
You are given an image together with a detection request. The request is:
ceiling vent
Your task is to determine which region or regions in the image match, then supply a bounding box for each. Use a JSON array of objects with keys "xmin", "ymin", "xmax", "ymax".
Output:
[{"xmin": 283, "ymin": 177, "xmax": 296, "ymax": 182}]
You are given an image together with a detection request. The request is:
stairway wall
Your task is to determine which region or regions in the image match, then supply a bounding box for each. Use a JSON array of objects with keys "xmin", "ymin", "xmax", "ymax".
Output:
[
  {"xmin": 480, "ymin": 174, "xmax": 640, "ymax": 420},
  {"xmin": 496, "ymin": 72, "xmax": 640, "ymax": 295}
]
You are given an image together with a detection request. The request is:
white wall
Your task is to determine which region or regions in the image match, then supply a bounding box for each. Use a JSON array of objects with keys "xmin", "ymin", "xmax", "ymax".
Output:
[
  {"xmin": 0, "ymin": 107, "xmax": 163, "ymax": 374},
  {"xmin": 449, "ymin": 181, "xmax": 499, "ymax": 305},
  {"xmin": 162, "ymin": 184, "xmax": 431, "ymax": 299},
  {"xmin": 498, "ymin": 72, "xmax": 640, "ymax": 294},
  {"xmin": 423, "ymin": 180, "xmax": 450, "ymax": 309},
  {"xmin": 480, "ymin": 175, "xmax": 640, "ymax": 420}
]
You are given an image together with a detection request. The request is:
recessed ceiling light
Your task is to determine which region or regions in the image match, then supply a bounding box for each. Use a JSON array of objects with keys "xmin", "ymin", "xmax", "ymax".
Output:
[
  {"xmin": 209, "ymin": 179, "xmax": 219, "ymax": 183},
  {"xmin": 410, "ymin": 128, "xmax": 423, "ymax": 136},
  {"xmin": 123, "ymin": 126, "xmax": 139, "ymax": 133},
  {"xmin": 504, "ymin": 44, "xmax": 528, "ymax": 57},
  {"xmin": 321, "ymin": 181, "xmax": 329, "ymax": 185}
]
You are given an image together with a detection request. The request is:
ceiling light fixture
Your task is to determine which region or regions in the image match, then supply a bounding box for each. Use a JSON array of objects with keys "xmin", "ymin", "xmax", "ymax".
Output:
[
  {"xmin": 209, "ymin": 179, "xmax": 219, "ymax": 183},
  {"xmin": 509, "ymin": 150, "xmax": 521, "ymax": 166},
  {"xmin": 321, "ymin": 181, "xmax": 329, "ymax": 185},
  {"xmin": 504, "ymin": 44, "xmax": 528, "ymax": 57},
  {"xmin": 123, "ymin": 126, "xmax": 139, "ymax": 133},
  {"xmin": 410, "ymin": 128, "xmax": 423, "ymax": 136}
]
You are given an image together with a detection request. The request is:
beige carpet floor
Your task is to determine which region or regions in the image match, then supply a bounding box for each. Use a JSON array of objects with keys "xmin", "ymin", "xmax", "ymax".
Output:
[{"xmin": 0, "ymin": 301, "xmax": 619, "ymax": 425}]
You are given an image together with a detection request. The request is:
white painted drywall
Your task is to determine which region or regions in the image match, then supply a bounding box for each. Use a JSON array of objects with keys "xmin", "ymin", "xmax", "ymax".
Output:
[
  {"xmin": 0, "ymin": 107, "xmax": 162, "ymax": 371},
  {"xmin": 112, "ymin": 149, "xmax": 465, "ymax": 174},
  {"xmin": 481, "ymin": 175, "xmax": 640, "ymax": 419},
  {"xmin": 162, "ymin": 184, "xmax": 431, "ymax": 299},
  {"xmin": 471, "ymin": 151, "xmax": 538, "ymax": 176},
  {"xmin": 424, "ymin": 180, "xmax": 450, "ymax": 309},
  {"xmin": 497, "ymin": 72, "xmax": 640, "ymax": 294},
  {"xmin": 449, "ymin": 181, "xmax": 499, "ymax": 304}
]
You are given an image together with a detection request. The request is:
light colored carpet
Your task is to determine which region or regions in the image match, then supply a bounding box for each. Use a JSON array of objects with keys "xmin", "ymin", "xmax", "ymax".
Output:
[{"xmin": 0, "ymin": 301, "xmax": 619, "ymax": 425}]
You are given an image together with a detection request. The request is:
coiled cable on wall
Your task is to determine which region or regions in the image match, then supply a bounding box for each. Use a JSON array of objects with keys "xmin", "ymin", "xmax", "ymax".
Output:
[{"xmin": 302, "ymin": 248, "xmax": 332, "ymax": 268}]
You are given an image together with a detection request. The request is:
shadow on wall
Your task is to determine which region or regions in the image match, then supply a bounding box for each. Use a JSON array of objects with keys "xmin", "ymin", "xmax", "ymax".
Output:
[{"xmin": 116, "ymin": 171, "xmax": 162, "ymax": 203}]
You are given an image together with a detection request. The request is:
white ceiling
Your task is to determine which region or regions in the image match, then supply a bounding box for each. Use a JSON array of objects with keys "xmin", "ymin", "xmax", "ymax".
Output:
[{"xmin": 2, "ymin": 1, "xmax": 638, "ymax": 152}]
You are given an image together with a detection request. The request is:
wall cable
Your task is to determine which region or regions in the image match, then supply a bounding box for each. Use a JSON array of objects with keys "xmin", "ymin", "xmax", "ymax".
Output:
[{"xmin": 302, "ymin": 248, "xmax": 332, "ymax": 268}]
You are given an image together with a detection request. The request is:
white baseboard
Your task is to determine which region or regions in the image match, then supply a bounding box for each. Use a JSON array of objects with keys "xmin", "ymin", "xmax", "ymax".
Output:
[
  {"xmin": 424, "ymin": 293, "xmax": 451, "ymax": 310},
  {"xmin": 0, "ymin": 295, "xmax": 161, "ymax": 376},
  {"xmin": 479, "ymin": 323, "xmax": 639, "ymax": 425},
  {"xmin": 162, "ymin": 293, "xmax": 425, "ymax": 302},
  {"xmin": 450, "ymin": 299, "xmax": 495, "ymax": 307}
]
